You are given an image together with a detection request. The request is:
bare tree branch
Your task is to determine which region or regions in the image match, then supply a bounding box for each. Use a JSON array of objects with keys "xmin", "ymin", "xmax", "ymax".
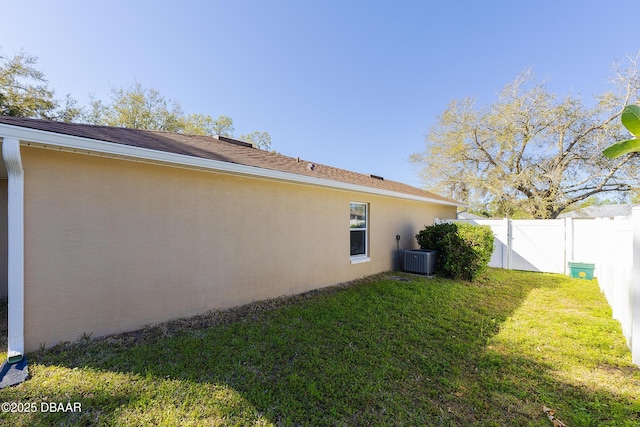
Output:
[{"xmin": 412, "ymin": 58, "xmax": 640, "ymax": 218}]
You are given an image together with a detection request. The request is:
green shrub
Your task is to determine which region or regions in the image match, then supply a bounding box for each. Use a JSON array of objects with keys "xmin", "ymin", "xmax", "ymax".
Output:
[{"xmin": 415, "ymin": 222, "xmax": 494, "ymax": 281}]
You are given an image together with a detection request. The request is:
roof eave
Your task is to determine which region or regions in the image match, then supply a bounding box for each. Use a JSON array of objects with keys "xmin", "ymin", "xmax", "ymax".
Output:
[{"xmin": 0, "ymin": 123, "xmax": 465, "ymax": 208}]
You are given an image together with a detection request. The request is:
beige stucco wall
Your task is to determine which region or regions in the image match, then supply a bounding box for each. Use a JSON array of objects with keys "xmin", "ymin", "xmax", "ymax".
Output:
[{"xmin": 20, "ymin": 146, "xmax": 456, "ymax": 351}]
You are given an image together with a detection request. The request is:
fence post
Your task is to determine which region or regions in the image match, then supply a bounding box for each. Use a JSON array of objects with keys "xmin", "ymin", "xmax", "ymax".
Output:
[
  {"xmin": 503, "ymin": 218, "xmax": 511, "ymax": 270},
  {"xmin": 632, "ymin": 207, "xmax": 640, "ymax": 365},
  {"xmin": 564, "ymin": 217, "xmax": 573, "ymax": 275}
]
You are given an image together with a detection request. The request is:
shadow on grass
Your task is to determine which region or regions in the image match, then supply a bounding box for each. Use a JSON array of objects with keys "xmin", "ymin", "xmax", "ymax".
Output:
[{"xmin": 1, "ymin": 270, "xmax": 638, "ymax": 426}]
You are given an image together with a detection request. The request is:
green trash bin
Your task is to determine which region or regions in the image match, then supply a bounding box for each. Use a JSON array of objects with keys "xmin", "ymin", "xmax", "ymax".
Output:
[{"xmin": 568, "ymin": 262, "xmax": 595, "ymax": 280}]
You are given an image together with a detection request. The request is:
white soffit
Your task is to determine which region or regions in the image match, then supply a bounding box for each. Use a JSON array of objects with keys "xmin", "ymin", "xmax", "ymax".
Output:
[{"xmin": 0, "ymin": 123, "xmax": 463, "ymax": 207}]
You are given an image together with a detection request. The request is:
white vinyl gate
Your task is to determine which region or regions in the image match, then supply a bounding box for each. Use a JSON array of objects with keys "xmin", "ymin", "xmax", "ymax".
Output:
[{"xmin": 510, "ymin": 220, "xmax": 566, "ymax": 273}]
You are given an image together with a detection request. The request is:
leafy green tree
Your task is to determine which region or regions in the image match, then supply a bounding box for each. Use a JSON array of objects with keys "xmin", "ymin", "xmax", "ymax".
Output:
[
  {"xmin": 183, "ymin": 113, "xmax": 234, "ymax": 137},
  {"xmin": 0, "ymin": 49, "xmax": 80, "ymax": 121},
  {"xmin": 55, "ymin": 94, "xmax": 83, "ymax": 122},
  {"xmin": 411, "ymin": 60, "xmax": 640, "ymax": 219},
  {"xmin": 1, "ymin": 49, "xmax": 273, "ymax": 150},
  {"xmin": 239, "ymin": 131, "xmax": 271, "ymax": 150},
  {"xmin": 84, "ymin": 83, "xmax": 271, "ymax": 149},
  {"xmin": 85, "ymin": 82, "xmax": 185, "ymax": 132},
  {"xmin": 209, "ymin": 115, "xmax": 234, "ymax": 137}
]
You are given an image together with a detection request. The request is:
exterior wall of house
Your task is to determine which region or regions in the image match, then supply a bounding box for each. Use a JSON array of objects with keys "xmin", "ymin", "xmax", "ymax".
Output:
[
  {"xmin": 0, "ymin": 179, "xmax": 6, "ymax": 300},
  {"xmin": 20, "ymin": 146, "xmax": 455, "ymax": 351}
]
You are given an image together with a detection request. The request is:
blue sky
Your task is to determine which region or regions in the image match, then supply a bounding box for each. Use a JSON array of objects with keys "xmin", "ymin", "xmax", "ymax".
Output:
[{"xmin": 3, "ymin": 0, "xmax": 640, "ymax": 188}]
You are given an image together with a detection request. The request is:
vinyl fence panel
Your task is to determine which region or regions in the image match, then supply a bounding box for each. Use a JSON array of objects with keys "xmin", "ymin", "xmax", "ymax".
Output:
[
  {"xmin": 632, "ymin": 207, "xmax": 640, "ymax": 365},
  {"xmin": 586, "ymin": 217, "xmax": 633, "ymax": 347}
]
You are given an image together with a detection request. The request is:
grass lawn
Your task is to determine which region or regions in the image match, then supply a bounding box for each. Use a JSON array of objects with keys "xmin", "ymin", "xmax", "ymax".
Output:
[{"xmin": 0, "ymin": 269, "xmax": 638, "ymax": 426}]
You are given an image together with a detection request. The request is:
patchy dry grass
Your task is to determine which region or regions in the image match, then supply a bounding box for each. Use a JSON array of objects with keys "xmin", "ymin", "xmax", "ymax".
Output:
[{"xmin": 0, "ymin": 270, "xmax": 638, "ymax": 426}]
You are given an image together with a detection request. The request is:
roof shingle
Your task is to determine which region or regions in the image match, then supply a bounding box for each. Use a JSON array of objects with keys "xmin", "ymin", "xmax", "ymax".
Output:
[{"xmin": 0, "ymin": 116, "xmax": 458, "ymax": 204}]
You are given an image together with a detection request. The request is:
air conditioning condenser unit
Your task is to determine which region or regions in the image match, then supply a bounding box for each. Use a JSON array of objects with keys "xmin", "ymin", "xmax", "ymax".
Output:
[{"xmin": 404, "ymin": 249, "xmax": 438, "ymax": 274}]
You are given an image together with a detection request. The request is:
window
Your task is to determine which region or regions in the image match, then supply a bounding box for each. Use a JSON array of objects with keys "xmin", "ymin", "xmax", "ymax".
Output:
[{"xmin": 350, "ymin": 202, "xmax": 368, "ymax": 259}]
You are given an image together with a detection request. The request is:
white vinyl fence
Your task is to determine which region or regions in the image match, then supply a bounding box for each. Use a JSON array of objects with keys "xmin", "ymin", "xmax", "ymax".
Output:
[{"xmin": 436, "ymin": 209, "xmax": 640, "ymax": 366}]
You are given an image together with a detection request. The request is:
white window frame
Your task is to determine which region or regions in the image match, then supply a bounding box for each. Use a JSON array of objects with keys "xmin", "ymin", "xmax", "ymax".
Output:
[{"xmin": 350, "ymin": 202, "xmax": 370, "ymax": 264}]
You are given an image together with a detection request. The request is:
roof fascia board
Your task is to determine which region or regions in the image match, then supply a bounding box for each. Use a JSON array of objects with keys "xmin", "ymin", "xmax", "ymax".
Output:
[{"xmin": 0, "ymin": 124, "xmax": 464, "ymax": 207}]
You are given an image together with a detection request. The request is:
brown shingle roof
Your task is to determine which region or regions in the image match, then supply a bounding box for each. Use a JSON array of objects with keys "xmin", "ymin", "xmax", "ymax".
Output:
[{"xmin": 0, "ymin": 116, "xmax": 459, "ymax": 205}]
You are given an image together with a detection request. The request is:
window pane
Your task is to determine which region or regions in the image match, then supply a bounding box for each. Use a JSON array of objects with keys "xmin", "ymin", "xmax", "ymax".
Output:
[
  {"xmin": 350, "ymin": 203, "xmax": 367, "ymax": 229},
  {"xmin": 350, "ymin": 230, "xmax": 366, "ymax": 256}
]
